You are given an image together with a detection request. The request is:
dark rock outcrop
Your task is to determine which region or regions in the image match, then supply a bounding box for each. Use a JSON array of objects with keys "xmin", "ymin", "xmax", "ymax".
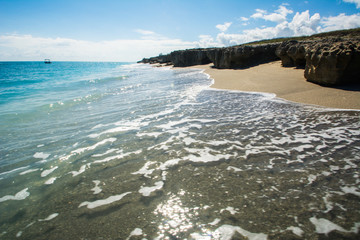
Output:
[
  {"xmin": 275, "ymin": 40, "xmax": 310, "ymax": 68},
  {"xmin": 137, "ymin": 54, "xmax": 172, "ymax": 65},
  {"xmin": 304, "ymin": 38, "xmax": 360, "ymax": 85},
  {"xmin": 207, "ymin": 43, "xmax": 280, "ymax": 69},
  {"xmin": 276, "ymin": 37, "xmax": 360, "ymax": 85},
  {"xmin": 139, "ymin": 28, "xmax": 360, "ymax": 86},
  {"xmin": 170, "ymin": 49, "xmax": 212, "ymax": 67}
]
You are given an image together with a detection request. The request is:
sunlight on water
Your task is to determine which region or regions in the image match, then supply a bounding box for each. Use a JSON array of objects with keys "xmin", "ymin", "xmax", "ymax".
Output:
[{"xmin": 0, "ymin": 62, "xmax": 359, "ymax": 239}]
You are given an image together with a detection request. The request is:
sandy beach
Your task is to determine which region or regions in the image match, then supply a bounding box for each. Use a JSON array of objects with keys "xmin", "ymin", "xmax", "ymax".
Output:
[{"xmin": 186, "ymin": 61, "xmax": 360, "ymax": 110}]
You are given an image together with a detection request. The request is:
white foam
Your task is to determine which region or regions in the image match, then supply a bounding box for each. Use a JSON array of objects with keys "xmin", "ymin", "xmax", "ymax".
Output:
[
  {"xmin": 286, "ymin": 226, "xmax": 304, "ymax": 237},
  {"xmin": 71, "ymin": 138, "xmax": 117, "ymax": 155},
  {"xmin": 19, "ymin": 168, "xmax": 39, "ymax": 175},
  {"xmin": 190, "ymin": 232, "xmax": 212, "ymax": 240},
  {"xmin": 70, "ymin": 163, "xmax": 90, "ymax": 177},
  {"xmin": 310, "ymin": 217, "xmax": 348, "ymax": 235},
  {"xmin": 91, "ymin": 180, "xmax": 102, "ymax": 194},
  {"xmin": 307, "ymin": 174, "xmax": 317, "ymax": 185},
  {"xmin": 341, "ymin": 186, "xmax": 360, "ymax": 197},
  {"xmin": 185, "ymin": 147, "xmax": 233, "ymax": 163},
  {"xmin": 139, "ymin": 181, "xmax": 164, "ymax": 197},
  {"xmin": 220, "ymin": 207, "xmax": 238, "ymax": 215},
  {"xmin": 159, "ymin": 158, "xmax": 183, "ymax": 171},
  {"xmin": 0, "ymin": 188, "xmax": 30, "ymax": 202},
  {"xmin": 93, "ymin": 149, "xmax": 142, "ymax": 164},
  {"xmin": 126, "ymin": 228, "xmax": 143, "ymax": 240},
  {"xmin": 33, "ymin": 152, "xmax": 50, "ymax": 159},
  {"xmin": 183, "ymin": 137, "xmax": 197, "ymax": 145},
  {"xmin": 136, "ymin": 131, "xmax": 163, "ymax": 138},
  {"xmin": 213, "ymin": 224, "xmax": 267, "ymax": 240},
  {"xmin": 89, "ymin": 119, "xmax": 146, "ymax": 138},
  {"xmin": 323, "ymin": 193, "xmax": 334, "ymax": 213},
  {"xmin": 0, "ymin": 166, "xmax": 29, "ymax": 177},
  {"xmin": 132, "ymin": 161, "xmax": 156, "ymax": 178},
  {"xmin": 92, "ymin": 148, "xmax": 118, "ymax": 157},
  {"xmin": 38, "ymin": 213, "xmax": 59, "ymax": 222},
  {"xmin": 79, "ymin": 192, "xmax": 131, "ymax": 209},
  {"xmin": 16, "ymin": 231, "xmax": 22, "ymax": 238},
  {"xmin": 209, "ymin": 218, "xmax": 221, "ymax": 226},
  {"xmin": 45, "ymin": 177, "xmax": 57, "ymax": 185},
  {"xmin": 227, "ymin": 166, "xmax": 243, "ymax": 172},
  {"xmin": 41, "ymin": 166, "xmax": 58, "ymax": 177}
]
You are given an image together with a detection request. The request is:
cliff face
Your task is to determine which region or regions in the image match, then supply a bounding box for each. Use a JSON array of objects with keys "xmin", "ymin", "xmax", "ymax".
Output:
[
  {"xmin": 170, "ymin": 49, "xmax": 212, "ymax": 67},
  {"xmin": 276, "ymin": 37, "xmax": 360, "ymax": 85},
  {"xmin": 138, "ymin": 29, "xmax": 360, "ymax": 86},
  {"xmin": 207, "ymin": 43, "xmax": 280, "ymax": 69}
]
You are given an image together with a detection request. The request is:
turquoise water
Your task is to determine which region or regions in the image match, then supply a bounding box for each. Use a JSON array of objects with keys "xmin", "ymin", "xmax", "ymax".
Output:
[{"xmin": 0, "ymin": 62, "xmax": 359, "ymax": 239}]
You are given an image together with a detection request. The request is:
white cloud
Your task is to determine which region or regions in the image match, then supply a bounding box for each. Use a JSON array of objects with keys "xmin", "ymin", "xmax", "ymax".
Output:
[
  {"xmin": 321, "ymin": 13, "xmax": 360, "ymax": 32},
  {"xmin": 251, "ymin": 5, "xmax": 293, "ymax": 23},
  {"xmin": 216, "ymin": 22, "xmax": 232, "ymax": 32},
  {"xmin": 134, "ymin": 29, "xmax": 156, "ymax": 35},
  {"xmin": 0, "ymin": 34, "xmax": 196, "ymax": 61},
  {"xmin": 214, "ymin": 9, "xmax": 321, "ymax": 47},
  {"xmin": 196, "ymin": 35, "xmax": 222, "ymax": 48},
  {"xmin": 251, "ymin": 9, "xmax": 267, "ymax": 19},
  {"xmin": 343, "ymin": 0, "xmax": 360, "ymax": 8},
  {"xmin": 240, "ymin": 17, "xmax": 249, "ymax": 21},
  {"xmin": 289, "ymin": 10, "xmax": 321, "ymax": 36}
]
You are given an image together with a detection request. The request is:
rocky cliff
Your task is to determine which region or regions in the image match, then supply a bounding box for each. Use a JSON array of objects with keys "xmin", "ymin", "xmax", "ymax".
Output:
[
  {"xmin": 138, "ymin": 29, "xmax": 360, "ymax": 86},
  {"xmin": 276, "ymin": 37, "xmax": 360, "ymax": 85},
  {"xmin": 207, "ymin": 43, "xmax": 280, "ymax": 69},
  {"xmin": 170, "ymin": 49, "xmax": 212, "ymax": 67}
]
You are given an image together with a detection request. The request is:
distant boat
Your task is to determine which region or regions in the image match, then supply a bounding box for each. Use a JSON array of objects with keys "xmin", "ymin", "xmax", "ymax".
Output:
[{"xmin": 44, "ymin": 59, "xmax": 51, "ymax": 64}]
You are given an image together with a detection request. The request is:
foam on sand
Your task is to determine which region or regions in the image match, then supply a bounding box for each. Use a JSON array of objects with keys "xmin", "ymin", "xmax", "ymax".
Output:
[
  {"xmin": 0, "ymin": 188, "xmax": 30, "ymax": 202},
  {"xmin": 91, "ymin": 180, "xmax": 102, "ymax": 194},
  {"xmin": 213, "ymin": 224, "xmax": 267, "ymax": 240},
  {"xmin": 126, "ymin": 228, "xmax": 143, "ymax": 240},
  {"xmin": 70, "ymin": 163, "xmax": 91, "ymax": 177},
  {"xmin": 139, "ymin": 181, "xmax": 164, "ymax": 197},
  {"xmin": 310, "ymin": 217, "xmax": 360, "ymax": 235},
  {"xmin": 41, "ymin": 166, "xmax": 58, "ymax": 177},
  {"xmin": 78, "ymin": 192, "xmax": 131, "ymax": 209},
  {"xmin": 38, "ymin": 213, "xmax": 59, "ymax": 222},
  {"xmin": 44, "ymin": 177, "xmax": 57, "ymax": 185}
]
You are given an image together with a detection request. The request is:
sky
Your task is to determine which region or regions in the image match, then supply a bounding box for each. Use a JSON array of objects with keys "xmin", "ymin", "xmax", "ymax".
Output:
[{"xmin": 0, "ymin": 0, "xmax": 360, "ymax": 62}]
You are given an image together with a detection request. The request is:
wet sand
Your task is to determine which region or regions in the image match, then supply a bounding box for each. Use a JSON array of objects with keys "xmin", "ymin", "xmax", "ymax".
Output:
[{"xmin": 186, "ymin": 61, "xmax": 360, "ymax": 110}]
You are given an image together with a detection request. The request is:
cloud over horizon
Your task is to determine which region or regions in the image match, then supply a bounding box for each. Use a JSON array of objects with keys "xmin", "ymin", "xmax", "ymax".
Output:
[
  {"xmin": 0, "ymin": 34, "xmax": 195, "ymax": 62},
  {"xmin": 1, "ymin": 1, "xmax": 360, "ymax": 61},
  {"xmin": 198, "ymin": 3, "xmax": 360, "ymax": 48}
]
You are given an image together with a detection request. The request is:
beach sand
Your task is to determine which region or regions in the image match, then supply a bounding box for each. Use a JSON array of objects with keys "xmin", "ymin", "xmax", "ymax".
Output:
[{"xmin": 186, "ymin": 61, "xmax": 360, "ymax": 110}]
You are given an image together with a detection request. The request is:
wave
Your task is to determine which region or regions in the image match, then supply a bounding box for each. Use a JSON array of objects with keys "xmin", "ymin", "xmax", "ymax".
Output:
[{"xmin": 88, "ymin": 75, "xmax": 128, "ymax": 84}]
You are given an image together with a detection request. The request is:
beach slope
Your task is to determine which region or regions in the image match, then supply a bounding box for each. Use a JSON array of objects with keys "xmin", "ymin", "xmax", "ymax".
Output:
[{"xmin": 190, "ymin": 61, "xmax": 360, "ymax": 110}]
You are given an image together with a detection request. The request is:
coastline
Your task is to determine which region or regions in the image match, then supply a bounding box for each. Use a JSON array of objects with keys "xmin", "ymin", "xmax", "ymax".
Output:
[{"xmin": 184, "ymin": 61, "xmax": 360, "ymax": 110}]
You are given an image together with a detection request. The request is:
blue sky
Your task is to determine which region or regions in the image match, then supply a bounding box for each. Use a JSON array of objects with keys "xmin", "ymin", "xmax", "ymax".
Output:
[{"xmin": 0, "ymin": 0, "xmax": 359, "ymax": 61}]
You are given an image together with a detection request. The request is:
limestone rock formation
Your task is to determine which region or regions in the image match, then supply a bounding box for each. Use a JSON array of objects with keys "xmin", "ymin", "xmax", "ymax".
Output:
[
  {"xmin": 207, "ymin": 43, "xmax": 280, "ymax": 69},
  {"xmin": 139, "ymin": 28, "xmax": 360, "ymax": 86},
  {"xmin": 170, "ymin": 49, "xmax": 212, "ymax": 67},
  {"xmin": 276, "ymin": 38, "xmax": 360, "ymax": 85},
  {"xmin": 137, "ymin": 54, "xmax": 172, "ymax": 64},
  {"xmin": 304, "ymin": 38, "xmax": 360, "ymax": 85},
  {"xmin": 275, "ymin": 40, "xmax": 309, "ymax": 68}
]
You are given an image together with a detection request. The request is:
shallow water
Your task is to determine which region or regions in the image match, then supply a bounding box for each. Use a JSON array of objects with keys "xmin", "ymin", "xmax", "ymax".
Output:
[{"xmin": 0, "ymin": 62, "xmax": 359, "ymax": 239}]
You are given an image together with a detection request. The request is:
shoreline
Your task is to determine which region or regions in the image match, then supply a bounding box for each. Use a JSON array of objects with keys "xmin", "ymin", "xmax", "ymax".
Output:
[{"xmin": 183, "ymin": 61, "xmax": 360, "ymax": 110}]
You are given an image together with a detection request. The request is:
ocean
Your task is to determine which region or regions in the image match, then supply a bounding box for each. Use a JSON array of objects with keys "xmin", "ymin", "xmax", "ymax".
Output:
[{"xmin": 0, "ymin": 61, "xmax": 359, "ymax": 239}]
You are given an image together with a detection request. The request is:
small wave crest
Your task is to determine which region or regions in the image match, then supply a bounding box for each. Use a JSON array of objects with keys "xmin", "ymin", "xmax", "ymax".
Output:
[{"xmin": 88, "ymin": 75, "xmax": 128, "ymax": 84}]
